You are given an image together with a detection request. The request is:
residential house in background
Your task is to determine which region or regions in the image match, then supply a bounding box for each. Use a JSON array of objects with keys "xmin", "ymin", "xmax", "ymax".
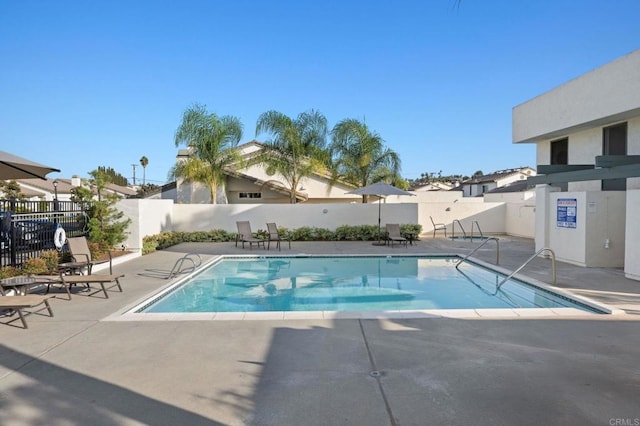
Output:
[
  {"xmin": 174, "ymin": 141, "xmax": 360, "ymax": 204},
  {"xmin": 410, "ymin": 181, "xmax": 455, "ymax": 192},
  {"xmin": 1, "ymin": 177, "xmax": 137, "ymax": 201},
  {"xmin": 513, "ymin": 48, "xmax": 640, "ymax": 280},
  {"xmin": 457, "ymin": 167, "xmax": 536, "ymax": 197}
]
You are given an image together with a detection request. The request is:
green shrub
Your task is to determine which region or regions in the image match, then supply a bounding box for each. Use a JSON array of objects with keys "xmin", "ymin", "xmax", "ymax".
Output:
[
  {"xmin": 22, "ymin": 257, "xmax": 48, "ymax": 275},
  {"xmin": 334, "ymin": 224, "xmax": 380, "ymax": 241},
  {"xmin": 39, "ymin": 249, "xmax": 61, "ymax": 273},
  {"xmin": 313, "ymin": 227, "xmax": 335, "ymax": 241},
  {"xmin": 400, "ymin": 224, "xmax": 423, "ymax": 240},
  {"xmin": 0, "ymin": 266, "xmax": 22, "ymax": 279},
  {"xmin": 290, "ymin": 226, "xmax": 314, "ymax": 241},
  {"xmin": 140, "ymin": 224, "xmax": 421, "ymax": 253}
]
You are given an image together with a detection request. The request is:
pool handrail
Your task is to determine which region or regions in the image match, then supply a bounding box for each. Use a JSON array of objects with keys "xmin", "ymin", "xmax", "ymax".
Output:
[
  {"xmin": 152, "ymin": 253, "xmax": 202, "ymax": 279},
  {"xmin": 455, "ymin": 237, "xmax": 500, "ymax": 269},
  {"xmin": 470, "ymin": 221, "xmax": 484, "ymax": 242},
  {"xmin": 457, "ymin": 267, "xmax": 521, "ymax": 306},
  {"xmin": 496, "ymin": 247, "xmax": 556, "ymax": 290},
  {"xmin": 451, "ymin": 219, "xmax": 467, "ymax": 240}
]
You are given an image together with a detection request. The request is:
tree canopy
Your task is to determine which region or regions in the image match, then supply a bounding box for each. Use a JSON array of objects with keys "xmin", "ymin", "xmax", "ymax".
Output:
[
  {"xmin": 255, "ymin": 109, "xmax": 329, "ymax": 204},
  {"xmin": 329, "ymin": 119, "xmax": 401, "ymax": 203},
  {"xmin": 170, "ymin": 104, "xmax": 244, "ymax": 204}
]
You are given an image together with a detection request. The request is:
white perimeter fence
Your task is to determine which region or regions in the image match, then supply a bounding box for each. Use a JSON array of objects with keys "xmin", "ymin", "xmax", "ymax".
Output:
[{"xmin": 117, "ymin": 192, "xmax": 535, "ymax": 252}]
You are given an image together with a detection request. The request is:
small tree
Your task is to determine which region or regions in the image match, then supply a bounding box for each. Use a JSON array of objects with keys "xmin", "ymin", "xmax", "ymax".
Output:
[
  {"xmin": 70, "ymin": 184, "xmax": 93, "ymax": 205},
  {"xmin": 87, "ymin": 169, "xmax": 131, "ymax": 248},
  {"xmin": 0, "ymin": 180, "xmax": 25, "ymax": 200},
  {"xmin": 140, "ymin": 156, "xmax": 149, "ymax": 186}
]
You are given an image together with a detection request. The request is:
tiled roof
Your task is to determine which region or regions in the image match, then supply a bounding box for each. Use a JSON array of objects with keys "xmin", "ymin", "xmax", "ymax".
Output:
[{"xmin": 464, "ymin": 167, "xmax": 534, "ymax": 184}]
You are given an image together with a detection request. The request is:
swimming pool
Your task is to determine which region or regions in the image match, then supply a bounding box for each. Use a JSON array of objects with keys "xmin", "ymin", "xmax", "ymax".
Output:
[{"xmin": 130, "ymin": 255, "xmax": 605, "ymax": 316}]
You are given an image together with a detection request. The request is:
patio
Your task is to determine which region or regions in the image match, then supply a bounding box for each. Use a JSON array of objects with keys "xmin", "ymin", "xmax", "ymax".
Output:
[{"xmin": 1, "ymin": 237, "xmax": 639, "ymax": 425}]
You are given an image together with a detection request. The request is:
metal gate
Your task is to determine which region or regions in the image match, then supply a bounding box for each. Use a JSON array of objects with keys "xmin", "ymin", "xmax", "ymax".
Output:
[{"xmin": 1, "ymin": 200, "xmax": 91, "ymax": 268}]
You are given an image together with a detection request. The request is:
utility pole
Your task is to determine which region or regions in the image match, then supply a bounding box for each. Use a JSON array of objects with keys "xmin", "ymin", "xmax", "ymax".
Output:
[{"xmin": 131, "ymin": 164, "xmax": 137, "ymax": 185}]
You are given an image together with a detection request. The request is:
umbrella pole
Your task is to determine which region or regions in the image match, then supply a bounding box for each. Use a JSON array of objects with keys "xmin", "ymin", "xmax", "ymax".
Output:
[
  {"xmin": 372, "ymin": 196, "xmax": 386, "ymax": 246},
  {"xmin": 378, "ymin": 200, "xmax": 381, "ymax": 243}
]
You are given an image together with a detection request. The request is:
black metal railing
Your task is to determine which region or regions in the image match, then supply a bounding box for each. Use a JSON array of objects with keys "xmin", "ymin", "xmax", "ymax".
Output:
[{"xmin": 1, "ymin": 200, "xmax": 91, "ymax": 268}]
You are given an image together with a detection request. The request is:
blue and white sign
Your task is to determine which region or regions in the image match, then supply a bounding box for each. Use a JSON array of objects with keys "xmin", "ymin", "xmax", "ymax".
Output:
[{"xmin": 557, "ymin": 198, "xmax": 577, "ymax": 228}]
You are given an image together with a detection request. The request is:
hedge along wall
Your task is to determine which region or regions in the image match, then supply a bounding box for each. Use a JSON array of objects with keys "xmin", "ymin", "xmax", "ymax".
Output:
[{"xmin": 117, "ymin": 196, "xmax": 538, "ymax": 253}]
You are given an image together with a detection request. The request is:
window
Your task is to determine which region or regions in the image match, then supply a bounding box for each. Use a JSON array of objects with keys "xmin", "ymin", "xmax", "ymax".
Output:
[
  {"xmin": 550, "ymin": 138, "xmax": 568, "ymax": 165},
  {"xmin": 603, "ymin": 122, "xmax": 627, "ymax": 155},
  {"xmin": 239, "ymin": 192, "xmax": 261, "ymax": 199},
  {"xmin": 602, "ymin": 123, "xmax": 627, "ymax": 190}
]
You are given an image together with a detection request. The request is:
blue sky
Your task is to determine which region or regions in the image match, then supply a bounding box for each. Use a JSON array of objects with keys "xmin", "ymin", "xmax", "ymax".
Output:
[{"xmin": 2, "ymin": 1, "xmax": 639, "ymax": 185}]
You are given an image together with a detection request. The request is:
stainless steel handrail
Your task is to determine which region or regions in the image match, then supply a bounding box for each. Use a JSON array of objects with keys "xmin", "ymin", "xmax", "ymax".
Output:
[
  {"xmin": 167, "ymin": 253, "xmax": 202, "ymax": 279},
  {"xmin": 451, "ymin": 219, "xmax": 467, "ymax": 240},
  {"xmin": 470, "ymin": 221, "xmax": 484, "ymax": 242},
  {"xmin": 496, "ymin": 248, "xmax": 556, "ymax": 289},
  {"xmin": 455, "ymin": 237, "xmax": 500, "ymax": 269}
]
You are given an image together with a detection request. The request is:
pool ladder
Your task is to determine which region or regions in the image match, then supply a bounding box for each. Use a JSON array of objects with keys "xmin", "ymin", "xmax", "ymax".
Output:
[
  {"xmin": 455, "ymin": 237, "xmax": 500, "ymax": 269},
  {"xmin": 496, "ymin": 248, "xmax": 556, "ymax": 289},
  {"xmin": 451, "ymin": 220, "xmax": 485, "ymax": 241},
  {"xmin": 166, "ymin": 253, "xmax": 202, "ymax": 279}
]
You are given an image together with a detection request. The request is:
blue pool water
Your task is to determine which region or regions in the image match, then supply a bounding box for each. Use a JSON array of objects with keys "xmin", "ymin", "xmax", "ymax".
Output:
[{"xmin": 136, "ymin": 256, "xmax": 602, "ymax": 314}]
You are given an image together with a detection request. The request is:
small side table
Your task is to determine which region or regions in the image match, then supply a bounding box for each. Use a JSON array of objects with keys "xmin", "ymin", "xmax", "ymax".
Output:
[
  {"xmin": 1, "ymin": 276, "xmax": 38, "ymax": 296},
  {"xmin": 58, "ymin": 262, "xmax": 89, "ymax": 275},
  {"xmin": 405, "ymin": 232, "xmax": 418, "ymax": 245}
]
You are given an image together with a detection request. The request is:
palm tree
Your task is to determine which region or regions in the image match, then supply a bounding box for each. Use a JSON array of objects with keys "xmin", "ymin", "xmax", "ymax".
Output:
[
  {"xmin": 329, "ymin": 118, "xmax": 401, "ymax": 203},
  {"xmin": 255, "ymin": 110, "xmax": 329, "ymax": 204},
  {"xmin": 139, "ymin": 156, "xmax": 149, "ymax": 186},
  {"xmin": 170, "ymin": 104, "xmax": 244, "ymax": 204}
]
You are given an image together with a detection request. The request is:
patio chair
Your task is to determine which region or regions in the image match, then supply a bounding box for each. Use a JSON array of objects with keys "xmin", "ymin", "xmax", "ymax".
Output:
[
  {"xmin": 385, "ymin": 223, "xmax": 408, "ymax": 247},
  {"xmin": 266, "ymin": 222, "xmax": 291, "ymax": 251},
  {"xmin": 0, "ymin": 293, "xmax": 54, "ymax": 329},
  {"xmin": 430, "ymin": 216, "xmax": 447, "ymax": 238},
  {"xmin": 66, "ymin": 236, "xmax": 112, "ymax": 274},
  {"xmin": 58, "ymin": 273, "xmax": 125, "ymax": 299},
  {"xmin": 235, "ymin": 221, "xmax": 266, "ymax": 249}
]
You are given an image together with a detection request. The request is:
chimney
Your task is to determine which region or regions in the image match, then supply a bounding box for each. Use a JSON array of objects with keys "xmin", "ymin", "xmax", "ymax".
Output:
[{"xmin": 71, "ymin": 175, "xmax": 82, "ymax": 187}]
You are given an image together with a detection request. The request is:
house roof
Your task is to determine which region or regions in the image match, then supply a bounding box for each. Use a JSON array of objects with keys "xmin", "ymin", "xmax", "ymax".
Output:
[
  {"xmin": 463, "ymin": 167, "xmax": 534, "ymax": 184},
  {"xmin": 484, "ymin": 180, "xmax": 534, "ymax": 194},
  {"xmin": 17, "ymin": 178, "xmax": 74, "ymax": 194},
  {"xmin": 142, "ymin": 181, "xmax": 177, "ymax": 197},
  {"xmin": 14, "ymin": 178, "xmax": 136, "ymax": 197},
  {"xmin": 225, "ymin": 169, "xmax": 309, "ymax": 202}
]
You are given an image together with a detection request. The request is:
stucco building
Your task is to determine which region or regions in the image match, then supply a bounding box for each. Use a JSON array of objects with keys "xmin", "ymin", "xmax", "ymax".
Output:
[{"xmin": 513, "ymin": 49, "xmax": 640, "ymax": 280}]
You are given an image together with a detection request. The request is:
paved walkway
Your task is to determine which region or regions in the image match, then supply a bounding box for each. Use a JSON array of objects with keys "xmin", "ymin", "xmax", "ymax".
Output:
[{"xmin": 1, "ymin": 236, "xmax": 639, "ymax": 425}]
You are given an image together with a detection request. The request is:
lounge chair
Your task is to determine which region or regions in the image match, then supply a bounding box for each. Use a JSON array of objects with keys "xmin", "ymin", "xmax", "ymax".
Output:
[
  {"xmin": 58, "ymin": 273, "xmax": 125, "ymax": 299},
  {"xmin": 0, "ymin": 286, "xmax": 54, "ymax": 328},
  {"xmin": 385, "ymin": 224, "xmax": 408, "ymax": 247},
  {"xmin": 430, "ymin": 216, "xmax": 447, "ymax": 238},
  {"xmin": 266, "ymin": 222, "xmax": 291, "ymax": 251},
  {"xmin": 235, "ymin": 221, "xmax": 266, "ymax": 249},
  {"xmin": 67, "ymin": 236, "xmax": 112, "ymax": 274}
]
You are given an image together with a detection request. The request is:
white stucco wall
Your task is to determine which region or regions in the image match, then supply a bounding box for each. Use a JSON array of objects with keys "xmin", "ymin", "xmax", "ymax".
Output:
[
  {"xmin": 547, "ymin": 191, "xmax": 626, "ymax": 267},
  {"xmin": 504, "ymin": 203, "xmax": 536, "ymax": 238},
  {"xmin": 513, "ymin": 49, "xmax": 640, "ymax": 143},
  {"xmin": 418, "ymin": 200, "xmax": 506, "ymax": 236},
  {"xmin": 624, "ymin": 190, "xmax": 640, "ymax": 280},
  {"xmin": 117, "ymin": 199, "xmax": 174, "ymax": 252},
  {"xmin": 584, "ymin": 191, "xmax": 626, "ymax": 267},
  {"xmin": 172, "ymin": 203, "xmax": 418, "ymax": 233},
  {"xmin": 547, "ymin": 192, "xmax": 587, "ymax": 266},
  {"xmin": 484, "ymin": 191, "xmax": 535, "ymax": 202},
  {"xmin": 118, "ymin": 194, "xmax": 536, "ymax": 252}
]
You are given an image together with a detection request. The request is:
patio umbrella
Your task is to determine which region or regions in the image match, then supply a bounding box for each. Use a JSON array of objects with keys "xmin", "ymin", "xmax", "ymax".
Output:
[
  {"xmin": 346, "ymin": 181, "xmax": 415, "ymax": 245},
  {"xmin": 0, "ymin": 150, "xmax": 60, "ymax": 180}
]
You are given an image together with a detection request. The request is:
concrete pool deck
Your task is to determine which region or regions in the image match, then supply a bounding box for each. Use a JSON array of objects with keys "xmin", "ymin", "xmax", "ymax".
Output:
[{"xmin": 1, "ymin": 236, "xmax": 639, "ymax": 425}]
